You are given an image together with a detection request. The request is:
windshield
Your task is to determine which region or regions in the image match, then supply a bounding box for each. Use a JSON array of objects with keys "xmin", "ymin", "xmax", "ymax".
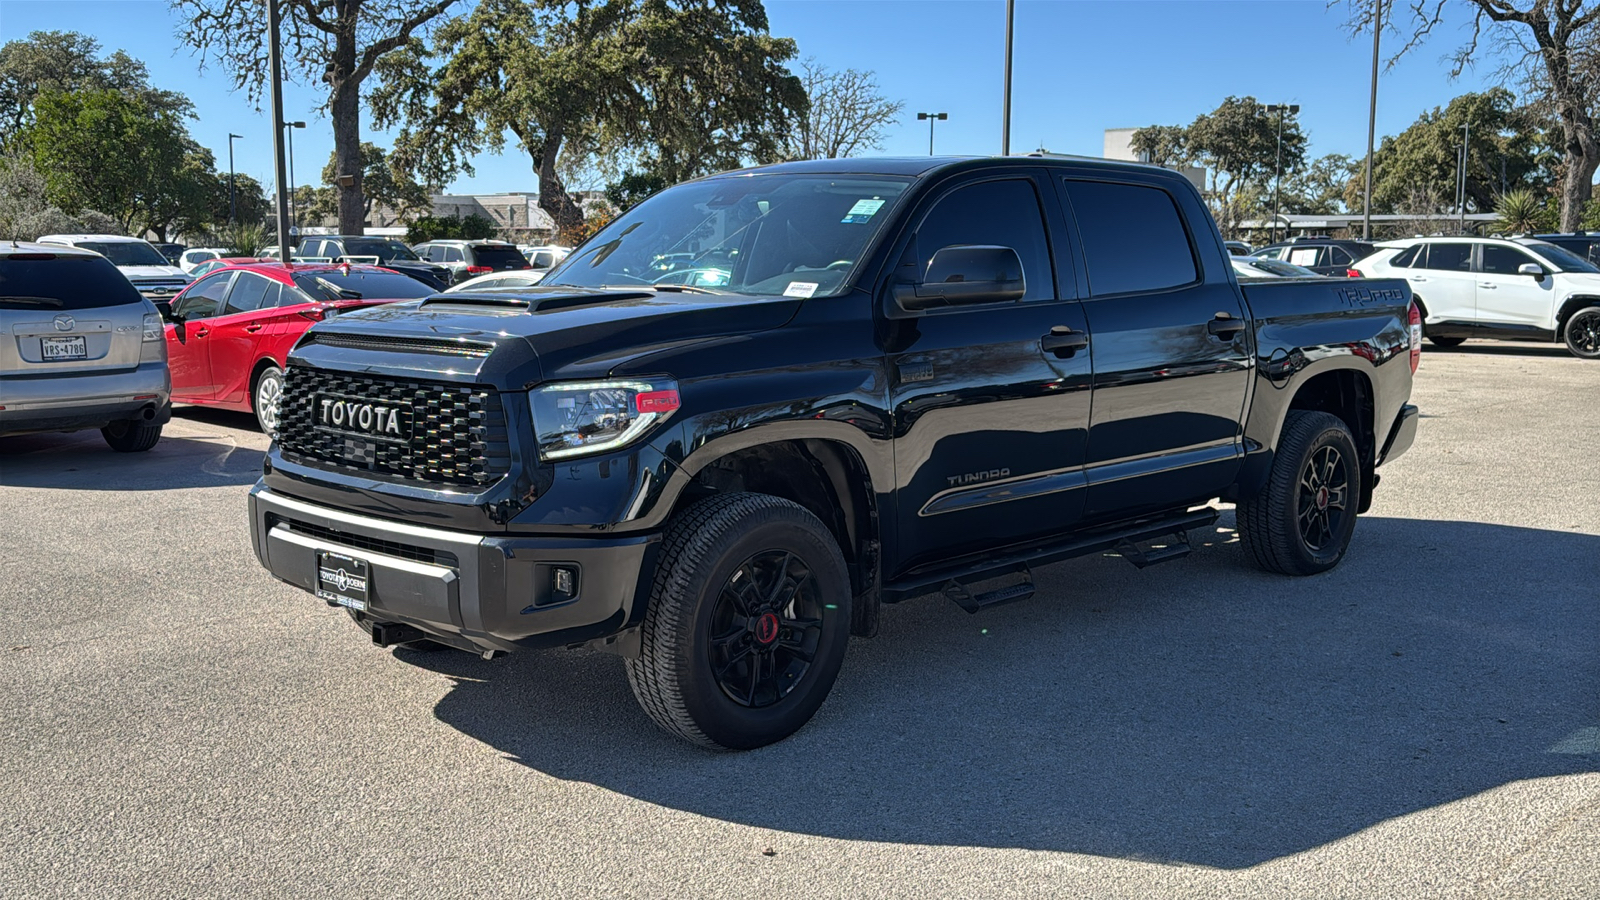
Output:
[
  {"xmin": 75, "ymin": 240, "xmax": 170, "ymax": 267},
  {"xmin": 1522, "ymin": 241, "xmax": 1600, "ymax": 274},
  {"xmin": 291, "ymin": 269, "xmax": 438, "ymax": 302},
  {"xmin": 543, "ymin": 173, "xmax": 913, "ymax": 298},
  {"xmin": 342, "ymin": 239, "xmax": 419, "ymax": 262}
]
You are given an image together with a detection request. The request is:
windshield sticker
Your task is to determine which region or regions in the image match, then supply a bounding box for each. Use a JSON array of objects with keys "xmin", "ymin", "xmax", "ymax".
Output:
[
  {"xmin": 783, "ymin": 281, "xmax": 819, "ymax": 298},
  {"xmin": 841, "ymin": 198, "xmax": 886, "ymax": 224}
]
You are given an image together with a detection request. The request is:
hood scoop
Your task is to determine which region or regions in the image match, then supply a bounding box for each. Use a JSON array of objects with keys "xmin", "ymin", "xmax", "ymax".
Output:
[{"xmin": 419, "ymin": 288, "xmax": 656, "ymax": 314}]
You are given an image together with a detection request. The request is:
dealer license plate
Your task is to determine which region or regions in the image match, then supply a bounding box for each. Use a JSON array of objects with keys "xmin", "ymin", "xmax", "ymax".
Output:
[
  {"xmin": 41, "ymin": 336, "xmax": 87, "ymax": 361},
  {"xmin": 315, "ymin": 550, "xmax": 369, "ymax": 611}
]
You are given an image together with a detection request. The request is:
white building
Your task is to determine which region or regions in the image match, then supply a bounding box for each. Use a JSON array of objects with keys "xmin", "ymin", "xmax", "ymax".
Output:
[{"xmin": 1103, "ymin": 127, "xmax": 1206, "ymax": 190}]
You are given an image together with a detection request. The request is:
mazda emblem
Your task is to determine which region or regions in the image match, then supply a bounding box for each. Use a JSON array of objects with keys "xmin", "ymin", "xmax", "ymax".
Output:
[{"xmin": 53, "ymin": 315, "xmax": 75, "ymax": 332}]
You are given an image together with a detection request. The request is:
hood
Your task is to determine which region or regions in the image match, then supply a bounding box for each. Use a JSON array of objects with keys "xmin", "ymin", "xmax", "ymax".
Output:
[
  {"xmin": 288, "ymin": 287, "xmax": 801, "ymax": 389},
  {"xmin": 1560, "ymin": 271, "xmax": 1600, "ymax": 289},
  {"xmin": 119, "ymin": 264, "xmax": 189, "ymax": 281}
]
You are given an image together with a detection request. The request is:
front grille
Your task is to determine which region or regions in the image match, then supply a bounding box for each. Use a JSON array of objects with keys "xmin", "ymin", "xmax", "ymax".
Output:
[
  {"xmin": 276, "ymin": 366, "xmax": 510, "ymax": 487},
  {"xmin": 300, "ymin": 332, "xmax": 493, "ymax": 357},
  {"xmin": 268, "ymin": 515, "xmax": 459, "ymax": 567}
]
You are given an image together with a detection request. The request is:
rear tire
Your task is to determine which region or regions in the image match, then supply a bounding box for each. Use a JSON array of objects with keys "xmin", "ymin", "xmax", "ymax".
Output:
[
  {"xmin": 101, "ymin": 419, "xmax": 162, "ymax": 453},
  {"xmin": 253, "ymin": 365, "xmax": 284, "ymax": 435},
  {"xmin": 1564, "ymin": 306, "xmax": 1600, "ymax": 359},
  {"xmin": 1237, "ymin": 411, "xmax": 1361, "ymax": 576},
  {"xmin": 626, "ymin": 493, "xmax": 852, "ymax": 751},
  {"xmin": 1427, "ymin": 336, "xmax": 1466, "ymax": 348}
]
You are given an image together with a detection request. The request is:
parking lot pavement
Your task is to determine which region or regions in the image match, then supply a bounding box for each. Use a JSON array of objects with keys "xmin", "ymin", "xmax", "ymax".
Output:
[{"xmin": 2, "ymin": 344, "xmax": 1596, "ymax": 900}]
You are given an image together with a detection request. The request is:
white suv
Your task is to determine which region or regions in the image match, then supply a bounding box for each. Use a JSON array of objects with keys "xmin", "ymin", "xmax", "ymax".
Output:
[
  {"xmin": 36, "ymin": 234, "xmax": 192, "ymax": 302},
  {"xmin": 1355, "ymin": 236, "xmax": 1600, "ymax": 359}
]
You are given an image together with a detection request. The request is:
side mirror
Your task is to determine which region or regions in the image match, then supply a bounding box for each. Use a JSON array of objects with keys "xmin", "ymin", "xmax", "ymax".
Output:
[
  {"xmin": 1518, "ymin": 262, "xmax": 1546, "ymax": 280},
  {"xmin": 893, "ymin": 245, "xmax": 1025, "ymax": 311}
]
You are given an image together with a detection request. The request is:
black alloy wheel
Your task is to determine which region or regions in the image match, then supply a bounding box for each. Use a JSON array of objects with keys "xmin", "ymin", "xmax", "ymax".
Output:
[
  {"xmin": 707, "ymin": 550, "xmax": 826, "ymax": 709},
  {"xmin": 1565, "ymin": 307, "xmax": 1600, "ymax": 359},
  {"xmin": 1297, "ymin": 445, "xmax": 1350, "ymax": 553},
  {"xmin": 1236, "ymin": 410, "xmax": 1362, "ymax": 576}
]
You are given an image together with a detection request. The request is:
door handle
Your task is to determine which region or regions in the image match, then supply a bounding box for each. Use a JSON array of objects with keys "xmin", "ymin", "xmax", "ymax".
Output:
[
  {"xmin": 244, "ymin": 323, "xmax": 263, "ymax": 332},
  {"xmin": 1040, "ymin": 325, "xmax": 1089, "ymax": 357},
  {"xmin": 1478, "ymin": 283, "xmax": 1497, "ymax": 289},
  {"xmin": 1206, "ymin": 313, "xmax": 1246, "ymax": 338},
  {"xmin": 1409, "ymin": 276, "xmax": 1428, "ymax": 282},
  {"xmin": 193, "ymin": 326, "xmax": 210, "ymax": 338}
]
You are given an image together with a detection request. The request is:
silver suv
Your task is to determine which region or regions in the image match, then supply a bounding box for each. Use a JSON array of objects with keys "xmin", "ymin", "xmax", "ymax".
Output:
[{"xmin": 0, "ymin": 242, "xmax": 172, "ymax": 451}]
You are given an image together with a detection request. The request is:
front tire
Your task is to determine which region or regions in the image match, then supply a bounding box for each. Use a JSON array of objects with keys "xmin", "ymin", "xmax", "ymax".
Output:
[
  {"xmin": 101, "ymin": 419, "xmax": 162, "ymax": 452},
  {"xmin": 253, "ymin": 365, "xmax": 284, "ymax": 435},
  {"xmin": 626, "ymin": 493, "xmax": 852, "ymax": 751},
  {"xmin": 1564, "ymin": 306, "xmax": 1600, "ymax": 359},
  {"xmin": 1237, "ymin": 411, "xmax": 1361, "ymax": 576}
]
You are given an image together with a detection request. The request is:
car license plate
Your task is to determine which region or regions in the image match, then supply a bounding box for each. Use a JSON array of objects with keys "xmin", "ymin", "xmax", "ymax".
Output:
[
  {"xmin": 41, "ymin": 336, "xmax": 87, "ymax": 361},
  {"xmin": 315, "ymin": 550, "xmax": 369, "ymax": 611}
]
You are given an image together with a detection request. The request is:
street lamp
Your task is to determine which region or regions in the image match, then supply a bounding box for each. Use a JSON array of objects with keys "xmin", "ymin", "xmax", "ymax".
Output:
[
  {"xmin": 1362, "ymin": 0, "xmax": 1382, "ymax": 240},
  {"xmin": 227, "ymin": 133, "xmax": 243, "ymax": 226},
  {"xmin": 1264, "ymin": 104, "xmax": 1299, "ymax": 244},
  {"xmin": 917, "ymin": 112, "xmax": 948, "ymax": 156},
  {"xmin": 1456, "ymin": 121, "xmax": 1471, "ymax": 233},
  {"xmin": 283, "ymin": 121, "xmax": 305, "ymax": 233}
]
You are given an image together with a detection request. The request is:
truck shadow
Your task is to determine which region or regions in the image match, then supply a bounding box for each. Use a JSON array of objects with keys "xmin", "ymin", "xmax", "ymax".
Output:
[{"xmin": 417, "ymin": 515, "xmax": 1599, "ymax": 868}]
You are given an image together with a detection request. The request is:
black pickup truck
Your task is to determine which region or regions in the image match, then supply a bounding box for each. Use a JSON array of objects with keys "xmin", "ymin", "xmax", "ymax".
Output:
[{"xmin": 248, "ymin": 156, "xmax": 1420, "ymax": 750}]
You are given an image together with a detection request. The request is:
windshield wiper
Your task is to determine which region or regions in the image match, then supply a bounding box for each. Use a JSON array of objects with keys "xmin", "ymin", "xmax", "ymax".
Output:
[
  {"xmin": 0, "ymin": 295, "xmax": 65, "ymax": 307},
  {"xmin": 597, "ymin": 283, "xmax": 727, "ymax": 295}
]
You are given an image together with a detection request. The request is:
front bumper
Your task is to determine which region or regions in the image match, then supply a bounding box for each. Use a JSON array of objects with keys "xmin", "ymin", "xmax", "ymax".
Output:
[
  {"xmin": 1378, "ymin": 403, "xmax": 1419, "ymax": 466},
  {"xmin": 0, "ymin": 361, "xmax": 172, "ymax": 435},
  {"xmin": 248, "ymin": 485, "xmax": 658, "ymax": 654}
]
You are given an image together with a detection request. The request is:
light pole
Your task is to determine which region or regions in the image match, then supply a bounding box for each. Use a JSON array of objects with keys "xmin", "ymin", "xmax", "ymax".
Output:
[
  {"xmin": 1362, "ymin": 0, "xmax": 1382, "ymax": 240},
  {"xmin": 227, "ymin": 133, "xmax": 243, "ymax": 226},
  {"xmin": 266, "ymin": 1, "xmax": 291, "ymax": 264},
  {"xmin": 917, "ymin": 112, "xmax": 948, "ymax": 156},
  {"xmin": 1001, "ymin": 0, "xmax": 1014, "ymax": 155},
  {"xmin": 1456, "ymin": 121, "xmax": 1470, "ymax": 233},
  {"xmin": 283, "ymin": 121, "xmax": 305, "ymax": 234},
  {"xmin": 1265, "ymin": 103, "xmax": 1299, "ymax": 244}
]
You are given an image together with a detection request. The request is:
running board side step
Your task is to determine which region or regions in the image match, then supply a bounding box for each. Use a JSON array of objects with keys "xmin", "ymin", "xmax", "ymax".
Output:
[{"xmin": 882, "ymin": 508, "xmax": 1218, "ymax": 610}]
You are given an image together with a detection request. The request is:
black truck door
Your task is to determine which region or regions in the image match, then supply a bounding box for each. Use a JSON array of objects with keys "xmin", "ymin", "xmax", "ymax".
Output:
[
  {"xmin": 1059, "ymin": 176, "xmax": 1252, "ymax": 521},
  {"xmin": 882, "ymin": 171, "xmax": 1093, "ymax": 576}
]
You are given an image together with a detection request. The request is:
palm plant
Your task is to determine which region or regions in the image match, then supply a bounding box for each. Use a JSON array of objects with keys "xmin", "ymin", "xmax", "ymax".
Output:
[{"xmin": 1494, "ymin": 190, "xmax": 1545, "ymax": 234}]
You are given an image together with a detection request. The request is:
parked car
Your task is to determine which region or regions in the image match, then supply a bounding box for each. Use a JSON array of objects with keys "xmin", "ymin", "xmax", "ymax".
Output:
[
  {"xmin": 1354, "ymin": 236, "xmax": 1600, "ymax": 358},
  {"xmin": 517, "ymin": 244, "xmax": 572, "ymax": 270},
  {"xmin": 1231, "ymin": 256, "xmax": 1320, "ymax": 278},
  {"xmin": 190, "ymin": 257, "xmax": 272, "ymax": 278},
  {"xmin": 152, "ymin": 242, "xmax": 187, "ymax": 266},
  {"xmin": 413, "ymin": 239, "xmax": 532, "ymax": 284},
  {"xmin": 160, "ymin": 263, "xmax": 438, "ymax": 432},
  {"xmin": 295, "ymin": 236, "xmax": 450, "ymax": 289},
  {"xmin": 1525, "ymin": 232, "xmax": 1600, "ymax": 266},
  {"xmin": 178, "ymin": 247, "xmax": 230, "ymax": 274},
  {"xmin": 442, "ymin": 270, "xmax": 546, "ymax": 292},
  {"xmin": 247, "ymin": 155, "xmax": 1419, "ymax": 750},
  {"xmin": 1224, "ymin": 240, "xmax": 1254, "ymax": 256},
  {"xmin": 36, "ymin": 234, "xmax": 192, "ymax": 301},
  {"xmin": 1252, "ymin": 237, "xmax": 1375, "ymax": 276},
  {"xmin": 0, "ymin": 241, "xmax": 171, "ymax": 450}
]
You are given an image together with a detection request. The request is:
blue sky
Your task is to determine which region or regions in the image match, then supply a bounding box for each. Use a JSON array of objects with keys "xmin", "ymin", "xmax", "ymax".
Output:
[{"xmin": 1, "ymin": 0, "xmax": 1515, "ymax": 195}]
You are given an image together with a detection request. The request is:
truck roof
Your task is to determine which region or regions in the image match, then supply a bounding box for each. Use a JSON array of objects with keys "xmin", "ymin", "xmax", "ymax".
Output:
[{"xmin": 728, "ymin": 154, "xmax": 1181, "ymax": 181}]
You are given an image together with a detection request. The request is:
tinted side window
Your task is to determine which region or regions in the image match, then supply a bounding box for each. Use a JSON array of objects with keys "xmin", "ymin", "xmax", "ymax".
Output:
[
  {"xmin": 0, "ymin": 255, "xmax": 145, "ymax": 310},
  {"xmin": 1422, "ymin": 243, "xmax": 1472, "ymax": 272},
  {"xmin": 1481, "ymin": 245, "xmax": 1538, "ymax": 275},
  {"xmin": 1389, "ymin": 245, "xmax": 1420, "ymax": 268},
  {"xmin": 444, "ymin": 246, "xmax": 465, "ymax": 263},
  {"xmin": 1067, "ymin": 180, "xmax": 1197, "ymax": 296},
  {"xmin": 917, "ymin": 178, "xmax": 1054, "ymax": 302},
  {"xmin": 174, "ymin": 273, "xmax": 233, "ymax": 319},
  {"xmin": 223, "ymin": 273, "xmax": 273, "ymax": 314},
  {"xmin": 1327, "ymin": 246, "xmax": 1354, "ymax": 265}
]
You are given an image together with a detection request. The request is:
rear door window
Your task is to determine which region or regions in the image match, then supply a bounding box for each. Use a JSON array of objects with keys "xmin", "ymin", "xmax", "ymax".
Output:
[
  {"xmin": 223, "ymin": 273, "xmax": 275, "ymax": 314},
  {"xmin": 0, "ymin": 254, "xmax": 145, "ymax": 310},
  {"xmin": 1065, "ymin": 179, "xmax": 1197, "ymax": 296},
  {"xmin": 1286, "ymin": 246, "xmax": 1324, "ymax": 268},
  {"xmin": 1422, "ymin": 243, "xmax": 1473, "ymax": 272},
  {"xmin": 443, "ymin": 246, "xmax": 465, "ymax": 263},
  {"xmin": 1389, "ymin": 245, "xmax": 1421, "ymax": 267},
  {"xmin": 1327, "ymin": 246, "xmax": 1354, "ymax": 266}
]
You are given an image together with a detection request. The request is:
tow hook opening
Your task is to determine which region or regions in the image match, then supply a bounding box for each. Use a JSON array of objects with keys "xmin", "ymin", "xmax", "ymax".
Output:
[{"xmin": 370, "ymin": 621, "xmax": 428, "ymax": 648}]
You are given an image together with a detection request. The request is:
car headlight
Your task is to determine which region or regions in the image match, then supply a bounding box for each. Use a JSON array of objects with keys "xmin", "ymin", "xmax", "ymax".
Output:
[
  {"xmin": 530, "ymin": 379, "xmax": 681, "ymax": 460},
  {"xmin": 142, "ymin": 313, "xmax": 163, "ymax": 342}
]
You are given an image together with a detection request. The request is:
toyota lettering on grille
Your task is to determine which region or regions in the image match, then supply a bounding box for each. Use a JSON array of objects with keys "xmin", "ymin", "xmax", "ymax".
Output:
[{"xmin": 315, "ymin": 396, "xmax": 411, "ymax": 440}]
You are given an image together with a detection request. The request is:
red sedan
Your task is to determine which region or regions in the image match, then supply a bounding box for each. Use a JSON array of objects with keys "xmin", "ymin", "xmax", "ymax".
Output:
[{"xmin": 160, "ymin": 262, "xmax": 437, "ymax": 432}]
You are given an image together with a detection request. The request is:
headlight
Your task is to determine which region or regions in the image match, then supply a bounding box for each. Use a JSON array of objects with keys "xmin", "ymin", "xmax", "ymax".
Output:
[
  {"xmin": 531, "ymin": 379, "xmax": 680, "ymax": 460},
  {"xmin": 141, "ymin": 313, "xmax": 163, "ymax": 342}
]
